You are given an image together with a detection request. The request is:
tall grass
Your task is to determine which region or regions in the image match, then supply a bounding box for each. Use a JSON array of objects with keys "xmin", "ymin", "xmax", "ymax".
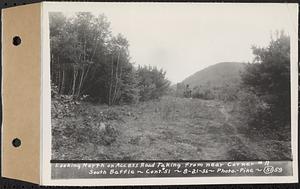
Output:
[{"xmin": 157, "ymin": 96, "xmax": 206, "ymax": 121}]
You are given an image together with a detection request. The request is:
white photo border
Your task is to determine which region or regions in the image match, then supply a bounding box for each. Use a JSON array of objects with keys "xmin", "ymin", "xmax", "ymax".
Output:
[{"xmin": 41, "ymin": 2, "xmax": 299, "ymax": 186}]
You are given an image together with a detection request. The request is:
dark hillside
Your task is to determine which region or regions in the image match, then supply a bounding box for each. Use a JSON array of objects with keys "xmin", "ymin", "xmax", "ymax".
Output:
[{"xmin": 182, "ymin": 62, "xmax": 246, "ymax": 88}]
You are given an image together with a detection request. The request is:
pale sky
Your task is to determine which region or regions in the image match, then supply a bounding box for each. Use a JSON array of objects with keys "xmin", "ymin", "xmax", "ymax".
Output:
[{"xmin": 58, "ymin": 3, "xmax": 298, "ymax": 84}]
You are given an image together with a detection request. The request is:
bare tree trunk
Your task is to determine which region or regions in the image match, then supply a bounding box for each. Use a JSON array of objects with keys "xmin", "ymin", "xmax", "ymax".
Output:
[
  {"xmin": 58, "ymin": 58, "xmax": 62, "ymax": 93},
  {"xmin": 72, "ymin": 65, "xmax": 78, "ymax": 96},
  {"xmin": 108, "ymin": 55, "xmax": 114, "ymax": 106},
  {"xmin": 75, "ymin": 37, "xmax": 95, "ymax": 98},
  {"xmin": 91, "ymin": 38, "xmax": 98, "ymax": 61},
  {"xmin": 83, "ymin": 38, "xmax": 86, "ymax": 62},
  {"xmin": 82, "ymin": 65, "xmax": 91, "ymax": 83},
  {"xmin": 117, "ymin": 64, "xmax": 123, "ymax": 100},
  {"xmin": 76, "ymin": 66, "xmax": 85, "ymax": 98},
  {"xmin": 113, "ymin": 57, "xmax": 122, "ymax": 104},
  {"xmin": 77, "ymin": 66, "xmax": 93, "ymax": 97},
  {"xmin": 58, "ymin": 66, "xmax": 61, "ymax": 93},
  {"xmin": 112, "ymin": 50, "xmax": 120, "ymax": 105},
  {"xmin": 61, "ymin": 68, "xmax": 65, "ymax": 94}
]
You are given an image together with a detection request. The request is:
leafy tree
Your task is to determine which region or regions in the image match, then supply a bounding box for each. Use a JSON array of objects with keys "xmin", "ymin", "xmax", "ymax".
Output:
[
  {"xmin": 50, "ymin": 12, "xmax": 168, "ymax": 105},
  {"xmin": 241, "ymin": 31, "xmax": 290, "ymax": 129},
  {"xmin": 191, "ymin": 85, "xmax": 214, "ymax": 100},
  {"xmin": 137, "ymin": 65, "xmax": 170, "ymax": 101},
  {"xmin": 50, "ymin": 13, "xmax": 133, "ymax": 104}
]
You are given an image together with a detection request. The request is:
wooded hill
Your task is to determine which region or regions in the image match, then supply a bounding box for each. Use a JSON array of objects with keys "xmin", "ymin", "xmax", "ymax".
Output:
[
  {"xmin": 174, "ymin": 62, "xmax": 246, "ymax": 101},
  {"xmin": 182, "ymin": 62, "xmax": 246, "ymax": 88}
]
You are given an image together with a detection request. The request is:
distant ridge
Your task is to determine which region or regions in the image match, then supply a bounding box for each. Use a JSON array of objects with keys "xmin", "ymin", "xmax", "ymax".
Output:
[{"xmin": 181, "ymin": 62, "xmax": 246, "ymax": 88}]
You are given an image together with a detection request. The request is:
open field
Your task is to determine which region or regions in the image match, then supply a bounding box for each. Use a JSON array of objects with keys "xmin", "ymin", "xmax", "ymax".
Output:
[{"xmin": 52, "ymin": 96, "xmax": 291, "ymax": 161}]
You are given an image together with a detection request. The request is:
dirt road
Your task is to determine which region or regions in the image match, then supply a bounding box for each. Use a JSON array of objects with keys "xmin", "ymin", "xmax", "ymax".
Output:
[{"xmin": 97, "ymin": 97, "xmax": 246, "ymax": 160}]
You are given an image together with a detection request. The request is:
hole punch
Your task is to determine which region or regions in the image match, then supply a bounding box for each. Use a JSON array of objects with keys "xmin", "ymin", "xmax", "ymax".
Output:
[
  {"xmin": 12, "ymin": 36, "xmax": 21, "ymax": 46},
  {"xmin": 12, "ymin": 138, "xmax": 21, "ymax": 148}
]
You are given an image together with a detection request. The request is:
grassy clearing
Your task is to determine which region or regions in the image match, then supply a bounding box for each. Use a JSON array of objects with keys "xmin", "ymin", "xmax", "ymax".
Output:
[{"xmin": 52, "ymin": 96, "xmax": 291, "ymax": 160}]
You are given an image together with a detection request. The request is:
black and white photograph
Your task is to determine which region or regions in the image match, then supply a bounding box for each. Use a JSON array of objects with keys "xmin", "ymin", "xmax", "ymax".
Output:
[
  {"xmin": 43, "ymin": 2, "xmax": 298, "ymax": 184},
  {"xmin": 49, "ymin": 3, "xmax": 296, "ymax": 162},
  {"xmin": 39, "ymin": 4, "xmax": 299, "ymax": 185}
]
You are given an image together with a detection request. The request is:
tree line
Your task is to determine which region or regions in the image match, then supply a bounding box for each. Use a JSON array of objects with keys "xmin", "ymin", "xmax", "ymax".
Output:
[{"xmin": 50, "ymin": 12, "xmax": 170, "ymax": 105}]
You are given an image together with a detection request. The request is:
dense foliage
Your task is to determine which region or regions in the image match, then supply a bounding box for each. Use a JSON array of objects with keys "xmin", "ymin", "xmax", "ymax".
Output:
[
  {"xmin": 137, "ymin": 65, "xmax": 170, "ymax": 101},
  {"xmin": 50, "ymin": 12, "xmax": 169, "ymax": 105},
  {"xmin": 240, "ymin": 32, "xmax": 290, "ymax": 131},
  {"xmin": 175, "ymin": 82, "xmax": 239, "ymax": 101}
]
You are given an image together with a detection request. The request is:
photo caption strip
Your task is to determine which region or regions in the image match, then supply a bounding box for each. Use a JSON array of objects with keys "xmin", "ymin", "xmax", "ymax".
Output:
[{"xmin": 51, "ymin": 161, "xmax": 292, "ymax": 179}]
